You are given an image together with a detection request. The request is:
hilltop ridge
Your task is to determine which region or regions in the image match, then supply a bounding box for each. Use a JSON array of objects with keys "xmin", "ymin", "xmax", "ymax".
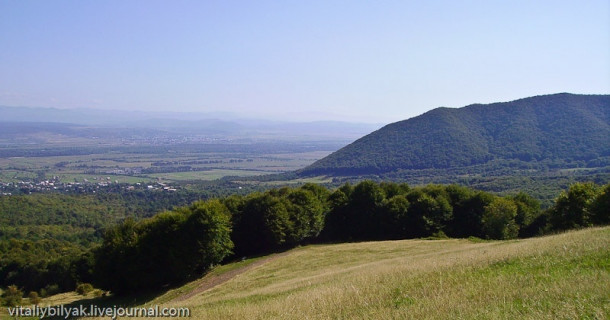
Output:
[{"xmin": 299, "ymin": 93, "xmax": 610, "ymax": 177}]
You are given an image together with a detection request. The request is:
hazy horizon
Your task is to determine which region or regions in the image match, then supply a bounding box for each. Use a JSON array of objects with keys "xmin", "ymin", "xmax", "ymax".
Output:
[
  {"xmin": 1, "ymin": 1, "xmax": 609, "ymax": 123},
  {"xmin": 1, "ymin": 92, "xmax": 607, "ymax": 126}
]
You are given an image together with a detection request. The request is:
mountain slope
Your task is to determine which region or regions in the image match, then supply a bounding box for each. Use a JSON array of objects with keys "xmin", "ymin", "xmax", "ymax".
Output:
[{"xmin": 299, "ymin": 93, "xmax": 610, "ymax": 176}]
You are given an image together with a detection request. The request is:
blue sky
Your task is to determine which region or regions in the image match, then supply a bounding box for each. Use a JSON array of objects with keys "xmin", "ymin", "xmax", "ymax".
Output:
[{"xmin": 1, "ymin": 0, "xmax": 608, "ymax": 123}]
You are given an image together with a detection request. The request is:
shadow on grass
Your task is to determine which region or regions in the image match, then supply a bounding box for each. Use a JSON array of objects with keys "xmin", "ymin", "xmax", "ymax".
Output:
[
  {"xmin": 43, "ymin": 288, "xmax": 173, "ymax": 320},
  {"xmin": 38, "ymin": 249, "xmax": 300, "ymax": 319}
]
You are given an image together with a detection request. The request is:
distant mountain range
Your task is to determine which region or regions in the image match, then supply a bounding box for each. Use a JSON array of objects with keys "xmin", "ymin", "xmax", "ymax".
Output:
[
  {"xmin": 0, "ymin": 106, "xmax": 382, "ymax": 141},
  {"xmin": 299, "ymin": 93, "xmax": 610, "ymax": 176}
]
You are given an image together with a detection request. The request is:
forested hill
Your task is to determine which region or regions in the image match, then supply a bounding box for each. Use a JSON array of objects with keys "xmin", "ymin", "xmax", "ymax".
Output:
[{"xmin": 299, "ymin": 93, "xmax": 610, "ymax": 176}]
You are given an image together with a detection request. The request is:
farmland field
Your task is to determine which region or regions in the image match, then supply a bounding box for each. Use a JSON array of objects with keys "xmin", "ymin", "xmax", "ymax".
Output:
[{"xmin": 0, "ymin": 145, "xmax": 335, "ymax": 185}]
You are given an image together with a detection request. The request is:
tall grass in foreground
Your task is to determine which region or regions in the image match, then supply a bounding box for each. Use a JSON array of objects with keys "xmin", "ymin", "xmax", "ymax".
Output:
[{"xmin": 161, "ymin": 227, "xmax": 609, "ymax": 319}]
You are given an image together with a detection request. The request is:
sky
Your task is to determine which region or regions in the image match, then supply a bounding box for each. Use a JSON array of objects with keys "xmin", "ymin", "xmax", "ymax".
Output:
[{"xmin": 1, "ymin": 0, "xmax": 609, "ymax": 124}]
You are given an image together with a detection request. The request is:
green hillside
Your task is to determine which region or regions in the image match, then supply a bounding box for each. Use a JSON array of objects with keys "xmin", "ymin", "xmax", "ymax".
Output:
[
  {"xmin": 299, "ymin": 93, "xmax": 610, "ymax": 176},
  {"xmin": 19, "ymin": 227, "xmax": 605, "ymax": 319},
  {"xmin": 167, "ymin": 227, "xmax": 609, "ymax": 319}
]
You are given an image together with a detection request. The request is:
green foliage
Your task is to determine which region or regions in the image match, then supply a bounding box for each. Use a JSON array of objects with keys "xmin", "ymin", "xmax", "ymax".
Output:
[
  {"xmin": 323, "ymin": 181, "xmax": 411, "ymax": 241},
  {"xmin": 0, "ymin": 238, "xmax": 93, "ymax": 294},
  {"xmin": 2, "ymin": 285, "xmax": 22, "ymax": 307},
  {"xmin": 0, "ymin": 188, "xmax": 238, "ymax": 247},
  {"xmin": 448, "ymin": 190, "xmax": 494, "ymax": 238},
  {"xmin": 94, "ymin": 200, "xmax": 234, "ymax": 294},
  {"xmin": 232, "ymin": 184, "xmax": 328, "ymax": 256},
  {"xmin": 75, "ymin": 283, "xmax": 93, "ymax": 295},
  {"xmin": 384, "ymin": 194, "xmax": 410, "ymax": 238},
  {"xmin": 27, "ymin": 291, "xmax": 41, "ymax": 305},
  {"xmin": 326, "ymin": 182, "xmax": 467, "ymax": 241},
  {"xmin": 589, "ymin": 184, "xmax": 610, "ymax": 225},
  {"xmin": 300, "ymin": 94, "xmax": 610, "ymax": 176},
  {"xmin": 550, "ymin": 182, "xmax": 600, "ymax": 230},
  {"xmin": 510, "ymin": 192, "xmax": 542, "ymax": 237},
  {"xmin": 510, "ymin": 192, "xmax": 540, "ymax": 227},
  {"xmin": 232, "ymin": 193, "xmax": 288, "ymax": 255},
  {"xmin": 482, "ymin": 198, "xmax": 519, "ymax": 239},
  {"xmin": 286, "ymin": 188, "xmax": 325, "ymax": 243},
  {"xmin": 408, "ymin": 189, "xmax": 453, "ymax": 236},
  {"xmin": 39, "ymin": 284, "xmax": 60, "ymax": 298},
  {"xmin": 186, "ymin": 200, "xmax": 234, "ymax": 270},
  {"xmin": 0, "ymin": 187, "xmax": 230, "ymax": 294},
  {"xmin": 321, "ymin": 183, "xmax": 353, "ymax": 241},
  {"xmin": 349, "ymin": 181, "xmax": 386, "ymax": 239},
  {"xmin": 4, "ymin": 179, "xmax": 609, "ymax": 297}
]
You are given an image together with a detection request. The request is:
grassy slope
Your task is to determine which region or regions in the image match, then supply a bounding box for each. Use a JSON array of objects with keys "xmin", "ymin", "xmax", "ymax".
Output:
[
  {"xmin": 3, "ymin": 227, "xmax": 608, "ymax": 319},
  {"xmin": 152, "ymin": 227, "xmax": 609, "ymax": 319}
]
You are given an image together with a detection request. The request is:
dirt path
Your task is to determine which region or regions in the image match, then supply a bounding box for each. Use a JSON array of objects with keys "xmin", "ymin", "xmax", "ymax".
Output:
[{"xmin": 172, "ymin": 251, "xmax": 291, "ymax": 302}]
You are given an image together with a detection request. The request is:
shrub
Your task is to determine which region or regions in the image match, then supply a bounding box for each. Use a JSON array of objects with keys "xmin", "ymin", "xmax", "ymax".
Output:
[
  {"xmin": 42, "ymin": 284, "xmax": 60, "ymax": 297},
  {"xmin": 2, "ymin": 285, "xmax": 22, "ymax": 307},
  {"xmin": 75, "ymin": 283, "xmax": 93, "ymax": 295},
  {"xmin": 28, "ymin": 291, "xmax": 41, "ymax": 305},
  {"xmin": 430, "ymin": 230, "xmax": 449, "ymax": 239}
]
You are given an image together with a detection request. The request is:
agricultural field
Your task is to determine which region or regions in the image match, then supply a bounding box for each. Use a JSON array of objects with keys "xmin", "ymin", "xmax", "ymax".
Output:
[
  {"xmin": 0, "ymin": 145, "xmax": 335, "ymax": 187},
  {"xmin": 0, "ymin": 120, "xmax": 374, "ymax": 190}
]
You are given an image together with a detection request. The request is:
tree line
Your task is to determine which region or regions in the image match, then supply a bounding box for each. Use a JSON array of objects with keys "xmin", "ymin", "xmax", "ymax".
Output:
[{"xmin": 2, "ymin": 181, "xmax": 609, "ymax": 301}]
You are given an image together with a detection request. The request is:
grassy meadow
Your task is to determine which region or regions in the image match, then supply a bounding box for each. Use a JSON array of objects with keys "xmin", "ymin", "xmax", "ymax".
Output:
[
  {"xmin": 2, "ymin": 227, "xmax": 607, "ymax": 319},
  {"xmin": 149, "ymin": 227, "xmax": 609, "ymax": 319}
]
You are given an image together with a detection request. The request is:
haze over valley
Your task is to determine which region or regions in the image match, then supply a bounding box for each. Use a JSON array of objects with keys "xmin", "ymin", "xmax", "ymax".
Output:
[{"xmin": 1, "ymin": 1, "xmax": 609, "ymax": 318}]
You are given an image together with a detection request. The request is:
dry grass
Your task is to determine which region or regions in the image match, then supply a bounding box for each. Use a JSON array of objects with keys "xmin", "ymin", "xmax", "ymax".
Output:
[
  {"xmin": 164, "ymin": 227, "xmax": 609, "ymax": 319},
  {"xmin": 4, "ymin": 227, "xmax": 607, "ymax": 319},
  {"xmin": 0, "ymin": 291, "xmax": 100, "ymax": 320},
  {"xmin": 36, "ymin": 291, "xmax": 100, "ymax": 308}
]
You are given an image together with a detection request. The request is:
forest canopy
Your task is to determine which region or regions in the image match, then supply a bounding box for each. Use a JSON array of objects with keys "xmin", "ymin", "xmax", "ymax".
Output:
[{"xmin": 1, "ymin": 181, "xmax": 609, "ymax": 298}]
